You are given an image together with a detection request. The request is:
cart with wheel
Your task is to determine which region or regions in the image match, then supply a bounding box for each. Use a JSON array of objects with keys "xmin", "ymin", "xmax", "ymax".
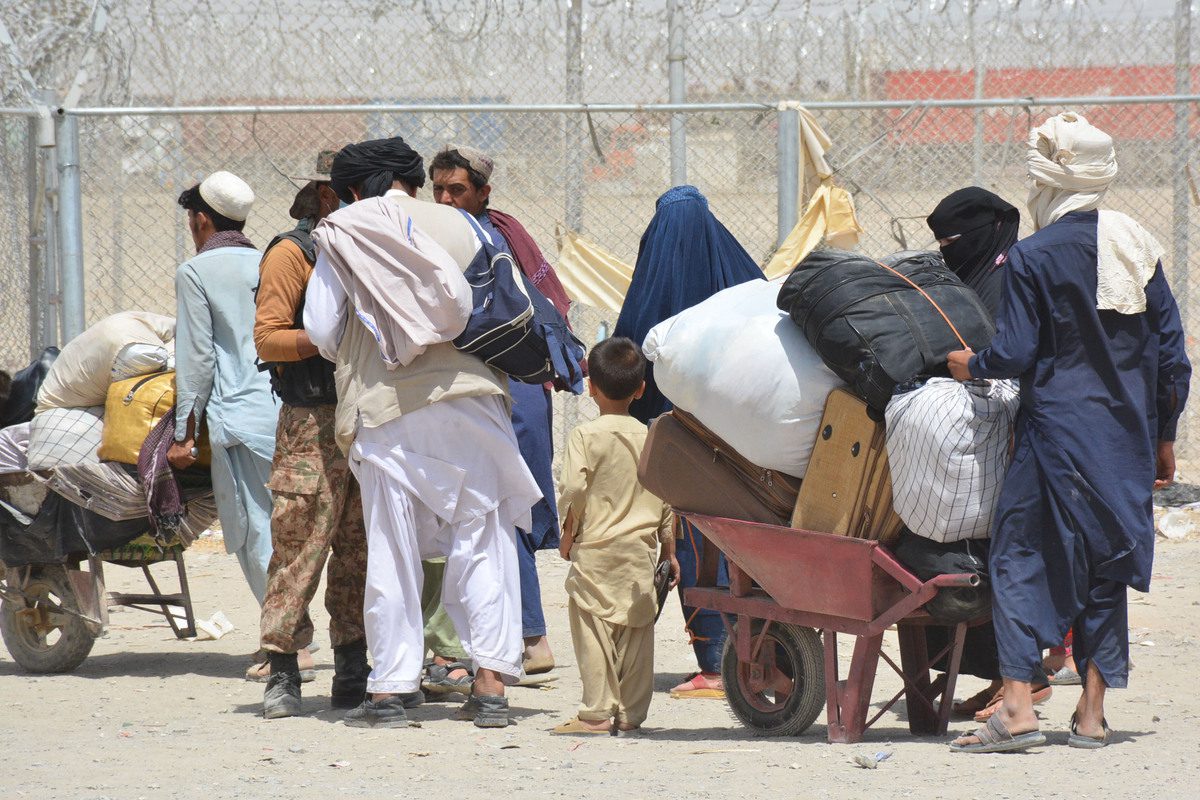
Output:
[
  {"xmin": 681, "ymin": 513, "xmax": 986, "ymax": 743},
  {"xmin": 0, "ymin": 471, "xmax": 214, "ymax": 674}
]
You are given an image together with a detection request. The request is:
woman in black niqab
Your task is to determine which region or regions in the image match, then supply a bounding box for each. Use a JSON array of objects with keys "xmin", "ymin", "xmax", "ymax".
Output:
[{"xmin": 926, "ymin": 187, "xmax": 1020, "ymax": 318}]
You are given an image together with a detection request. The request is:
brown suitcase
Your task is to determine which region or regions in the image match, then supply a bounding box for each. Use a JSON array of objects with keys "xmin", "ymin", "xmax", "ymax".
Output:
[
  {"xmin": 790, "ymin": 388, "xmax": 903, "ymax": 542},
  {"xmin": 638, "ymin": 409, "xmax": 801, "ymax": 525}
]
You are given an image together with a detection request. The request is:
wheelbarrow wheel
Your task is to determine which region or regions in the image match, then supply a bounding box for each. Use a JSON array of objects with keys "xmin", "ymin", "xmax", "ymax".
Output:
[
  {"xmin": 722, "ymin": 620, "xmax": 824, "ymax": 736},
  {"xmin": 1, "ymin": 566, "xmax": 95, "ymax": 673}
]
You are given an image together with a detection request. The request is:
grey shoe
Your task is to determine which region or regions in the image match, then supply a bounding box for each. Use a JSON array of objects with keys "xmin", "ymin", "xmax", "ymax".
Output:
[
  {"xmin": 422, "ymin": 660, "xmax": 474, "ymax": 697},
  {"xmin": 263, "ymin": 672, "xmax": 302, "ymax": 719},
  {"xmin": 342, "ymin": 691, "xmax": 424, "ymax": 729},
  {"xmin": 455, "ymin": 694, "xmax": 510, "ymax": 728}
]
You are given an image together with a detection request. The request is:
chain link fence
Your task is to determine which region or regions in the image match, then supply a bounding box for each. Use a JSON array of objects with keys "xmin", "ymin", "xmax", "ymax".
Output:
[
  {"xmin": 2, "ymin": 97, "xmax": 1180, "ymax": 464},
  {"xmin": 2, "ymin": 1, "xmax": 1199, "ymax": 466}
]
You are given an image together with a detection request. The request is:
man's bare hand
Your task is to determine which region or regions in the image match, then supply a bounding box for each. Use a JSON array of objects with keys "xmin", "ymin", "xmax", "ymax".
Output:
[
  {"xmin": 947, "ymin": 348, "xmax": 975, "ymax": 381},
  {"xmin": 167, "ymin": 439, "xmax": 197, "ymax": 471}
]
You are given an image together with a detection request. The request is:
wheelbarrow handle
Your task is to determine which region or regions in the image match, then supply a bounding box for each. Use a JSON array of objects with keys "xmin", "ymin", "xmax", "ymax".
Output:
[{"xmin": 926, "ymin": 572, "xmax": 982, "ymax": 589}]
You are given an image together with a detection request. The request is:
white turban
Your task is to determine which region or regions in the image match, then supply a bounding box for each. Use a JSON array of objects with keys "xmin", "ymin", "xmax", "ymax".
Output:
[{"xmin": 1025, "ymin": 112, "xmax": 1118, "ymax": 231}]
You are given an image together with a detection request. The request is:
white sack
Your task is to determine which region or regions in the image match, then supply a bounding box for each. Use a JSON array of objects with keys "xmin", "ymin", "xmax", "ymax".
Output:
[
  {"xmin": 643, "ymin": 279, "xmax": 843, "ymax": 477},
  {"xmin": 0, "ymin": 422, "xmax": 31, "ymax": 474},
  {"xmin": 885, "ymin": 377, "xmax": 1019, "ymax": 543},
  {"xmin": 111, "ymin": 342, "xmax": 175, "ymax": 382},
  {"xmin": 37, "ymin": 311, "xmax": 175, "ymax": 413},
  {"xmin": 27, "ymin": 406, "xmax": 105, "ymax": 470}
]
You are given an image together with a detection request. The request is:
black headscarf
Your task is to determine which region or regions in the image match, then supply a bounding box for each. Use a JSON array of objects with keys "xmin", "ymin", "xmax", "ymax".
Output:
[
  {"xmin": 926, "ymin": 187, "xmax": 1019, "ymax": 318},
  {"xmin": 330, "ymin": 136, "xmax": 426, "ymax": 204}
]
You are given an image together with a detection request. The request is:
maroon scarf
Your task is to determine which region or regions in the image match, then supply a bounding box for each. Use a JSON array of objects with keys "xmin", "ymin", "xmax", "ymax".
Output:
[
  {"xmin": 198, "ymin": 229, "xmax": 255, "ymax": 254},
  {"xmin": 487, "ymin": 210, "xmax": 572, "ymax": 318}
]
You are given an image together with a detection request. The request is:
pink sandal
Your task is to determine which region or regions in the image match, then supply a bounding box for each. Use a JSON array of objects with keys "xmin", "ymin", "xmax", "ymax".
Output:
[{"xmin": 669, "ymin": 672, "xmax": 725, "ymax": 699}]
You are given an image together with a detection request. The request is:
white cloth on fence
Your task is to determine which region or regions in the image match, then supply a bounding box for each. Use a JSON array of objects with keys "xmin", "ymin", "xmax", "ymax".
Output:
[
  {"xmin": 642, "ymin": 279, "xmax": 843, "ymax": 478},
  {"xmin": 27, "ymin": 406, "xmax": 104, "ymax": 470},
  {"xmin": 885, "ymin": 377, "xmax": 1019, "ymax": 543}
]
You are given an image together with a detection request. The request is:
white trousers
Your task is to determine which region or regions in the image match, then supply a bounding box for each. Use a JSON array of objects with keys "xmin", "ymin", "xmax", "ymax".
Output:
[{"xmin": 350, "ymin": 396, "xmax": 538, "ymax": 694}]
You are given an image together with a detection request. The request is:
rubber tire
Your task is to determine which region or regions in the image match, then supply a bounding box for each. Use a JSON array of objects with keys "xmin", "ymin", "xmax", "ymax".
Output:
[
  {"xmin": 721, "ymin": 620, "xmax": 825, "ymax": 737},
  {"xmin": 1, "ymin": 566, "xmax": 95, "ymax": 673}
]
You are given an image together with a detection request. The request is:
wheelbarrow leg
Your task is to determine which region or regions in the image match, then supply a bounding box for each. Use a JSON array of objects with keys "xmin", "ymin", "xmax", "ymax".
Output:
[
  {"xmin": 897, "ymin": 624, "xmax": 938, "ymax": 735},
  {"xmin": 173, "ymin": 549, "xmax": 197, "ymax": 639},
  {"xmin": 824, "ymin": 630, "xmax": 884, "ymax": 744}
]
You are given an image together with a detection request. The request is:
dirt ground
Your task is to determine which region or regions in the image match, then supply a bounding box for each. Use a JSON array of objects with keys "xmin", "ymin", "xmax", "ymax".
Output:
[{"xmin": 2, "ymin": 537, "xmax": 1199, "ymax": 800}]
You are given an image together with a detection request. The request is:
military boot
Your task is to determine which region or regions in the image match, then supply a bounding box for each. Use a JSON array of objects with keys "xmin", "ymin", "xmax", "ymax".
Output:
[
  {"xmin": 263, "ymin": 652, "xmax": 302, "ymax": 719},
  {"xmin": 331, "ymin": 640, "xmax": 371, "ymax": 710}
]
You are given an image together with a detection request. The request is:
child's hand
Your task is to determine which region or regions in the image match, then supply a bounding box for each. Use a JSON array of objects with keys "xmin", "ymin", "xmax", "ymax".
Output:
[{"xmin": 662, "ymin": 554, "xmax": 681, "ymax": 590}]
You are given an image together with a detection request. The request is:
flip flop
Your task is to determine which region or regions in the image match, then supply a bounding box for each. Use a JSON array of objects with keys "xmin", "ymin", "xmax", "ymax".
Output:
[
  {"xmin": 974, "ymin": 684, "xmax": 1052, "ymax": 723},
  {"xmin": 1067, "ymin": 712, "xmax": 1112, "ymax": 749},
  {"xmin": 551, "ymin": 718, "xmax": 612, "ymax": 735},
  {"xmin": 949, "ymin": 713, "xmax": 1047, "ymax": 754},
  {"xmin": 1047, "ymin": 666, "xmax": 1082, "ymax": 686},
  {"xmin": 669, "ymin": 672, "xmax": 725, "ymax": 699},
  {"xmin": 953, "ymin": 685, "xmax": 1002, "ymax": 717}
]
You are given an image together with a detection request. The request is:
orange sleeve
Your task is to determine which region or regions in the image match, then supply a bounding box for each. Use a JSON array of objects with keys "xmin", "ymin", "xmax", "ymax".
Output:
[{"xmin": 253, "ymin": 239, "xmax": 312, "ymax": 363}]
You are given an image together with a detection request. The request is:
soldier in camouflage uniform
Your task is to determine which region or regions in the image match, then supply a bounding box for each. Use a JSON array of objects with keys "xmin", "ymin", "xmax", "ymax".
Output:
[{"xmin": 253, "ymin": 151, "xmax": 371, "ymax": 719}]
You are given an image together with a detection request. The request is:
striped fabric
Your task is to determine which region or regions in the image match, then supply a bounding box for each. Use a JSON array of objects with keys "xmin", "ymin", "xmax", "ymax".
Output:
[{"xmin": 885, "ymin": 378, "xmax": 1019, "ymax": 543}]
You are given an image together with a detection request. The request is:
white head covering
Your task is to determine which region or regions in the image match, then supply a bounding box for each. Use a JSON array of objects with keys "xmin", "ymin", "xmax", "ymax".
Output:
[
  {"xmin": 1026, "ymin": 112, "xmax": 1163, "ymax": 314},
  {"xmin": 199, "ymin": 171, "xmax": 255, "ymax": 222},
  {"xmin": 1025, "ymin": 112, "xmax": 1118, "ymax": 231}
]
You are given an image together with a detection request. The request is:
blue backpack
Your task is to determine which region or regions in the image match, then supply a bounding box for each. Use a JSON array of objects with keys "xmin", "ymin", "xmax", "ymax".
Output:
[{"xmin": 454, "ymin": 212, "xmax": 585, "ymax": 393}]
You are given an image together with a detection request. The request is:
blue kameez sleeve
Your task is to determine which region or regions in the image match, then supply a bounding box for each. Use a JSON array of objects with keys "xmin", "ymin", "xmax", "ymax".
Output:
[
  {"xmin": 969, "ymin": 248, "xmax": 1041, "ymax": 380},
  {"xmin": 1144, "ymin": 263, "xmax": 1192, "ymax": 441},
  {"xmin": 173, "ymin": 261, "xmax": 216, "ymax": 442}
]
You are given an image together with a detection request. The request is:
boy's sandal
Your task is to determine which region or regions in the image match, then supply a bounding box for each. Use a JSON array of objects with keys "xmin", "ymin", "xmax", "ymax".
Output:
[
  {"xmin": 1067, "ymin": 712, "xmax": 1112, "ymax": 749},
  {"xmin": 973, "ymin": 684, "xmax": 1052, "ymax": 723},
  {"xmin": 669, "ymin": 672, "xmax": 725, "ymax": 699},
  {"xmin": 550, "ymin": 717, "xmax": 612, "ymax": 735},
  {"xmin": 949, "ymin": 714, "xmax": 1047, "ymax": 754}
]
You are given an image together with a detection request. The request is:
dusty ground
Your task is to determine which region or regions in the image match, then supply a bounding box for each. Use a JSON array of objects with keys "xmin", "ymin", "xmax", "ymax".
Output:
[{"xmin": 2, "ymin": 538, "xmax": 1198, "ymax": 800}]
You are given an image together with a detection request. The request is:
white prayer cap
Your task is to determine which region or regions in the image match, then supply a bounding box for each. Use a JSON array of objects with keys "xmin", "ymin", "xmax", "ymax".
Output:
[{"xmin": 198, "ymin": 171, "xmax": 255, "ymax": 222}]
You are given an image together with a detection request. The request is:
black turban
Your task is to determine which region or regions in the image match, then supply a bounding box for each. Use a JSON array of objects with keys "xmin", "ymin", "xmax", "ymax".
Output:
[{"xmin": 330, "ymin": 136, "xmax": 426, "ymax": 204}]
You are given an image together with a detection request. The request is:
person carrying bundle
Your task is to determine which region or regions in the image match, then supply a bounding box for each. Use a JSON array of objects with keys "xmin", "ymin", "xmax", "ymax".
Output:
[{"xmin": 946, "ymin": 113, "xmax": 1191, "ymax": 752}]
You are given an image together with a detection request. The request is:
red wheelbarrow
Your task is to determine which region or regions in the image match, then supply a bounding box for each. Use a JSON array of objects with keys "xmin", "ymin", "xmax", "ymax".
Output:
[{"xmin": 680, "ymin": 513, "xmax": 986, "ymax": 743}]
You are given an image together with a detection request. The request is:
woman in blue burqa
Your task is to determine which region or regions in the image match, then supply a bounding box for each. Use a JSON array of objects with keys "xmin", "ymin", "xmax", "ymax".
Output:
[{"xmin": 614, "ymin": 185, "xmax": 764, "ymax": 697}]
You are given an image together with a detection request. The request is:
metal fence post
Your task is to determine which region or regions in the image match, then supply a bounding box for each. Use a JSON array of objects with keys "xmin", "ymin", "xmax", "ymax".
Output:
[
  {"xmin": 564, "ymin": 0, "xmax": 584, "ymax": 233},
  {"xmin": 25, "ymin": 114, "xmax": 45, "ymax": 359},
  {"xmin": 1173, "ymin": 0, "xmax": 1191, "ymax": 325},
  {"xmin": 55, "ymin": 110, "xmax": 86, "ymax": 342},
  {"xmin": 668, "ymin": 0, "xmax": 687, "ymax": 186},
  {"xmin": 776, "ymin": 103, "xmax": 800, "ymax": 248}
]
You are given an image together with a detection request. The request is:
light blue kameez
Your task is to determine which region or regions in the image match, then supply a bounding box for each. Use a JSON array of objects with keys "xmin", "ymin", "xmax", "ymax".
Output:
[{"xmin": 174, "ymin": 245, "xmax": 279, "ymax": 604}]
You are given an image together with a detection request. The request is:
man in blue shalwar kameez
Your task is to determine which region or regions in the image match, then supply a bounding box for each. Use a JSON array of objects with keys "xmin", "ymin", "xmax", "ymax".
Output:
[{"xmin": 947, "ymin": 113, "xmax": 1191, "ymax": 752}]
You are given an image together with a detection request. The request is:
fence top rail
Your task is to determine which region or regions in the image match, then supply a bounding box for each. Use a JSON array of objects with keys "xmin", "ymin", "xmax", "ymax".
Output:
[{"xmin": 0, "ymin": 94, "xmax": 1195, "ymax": 119}]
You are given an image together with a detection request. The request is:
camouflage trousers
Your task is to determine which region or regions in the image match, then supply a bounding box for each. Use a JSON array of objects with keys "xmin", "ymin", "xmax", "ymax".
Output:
[{"xmin": 259, "ymin": 404, "xmax": 367, "ymax": 653}]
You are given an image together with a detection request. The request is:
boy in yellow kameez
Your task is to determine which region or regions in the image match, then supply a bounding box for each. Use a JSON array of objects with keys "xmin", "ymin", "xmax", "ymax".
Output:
[{"xmin": 552, "ymin": 337, "xmax": 679, "ymax": 735}]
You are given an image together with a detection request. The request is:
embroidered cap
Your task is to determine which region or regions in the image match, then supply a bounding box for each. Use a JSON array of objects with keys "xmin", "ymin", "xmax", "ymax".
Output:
[
  {"xmin": 198, "ymin": 171, "xmax": 255, "ymax": 222},
  {"xmin": 439, "ymin": 143, "xmax": 494, "ymax": 182}
]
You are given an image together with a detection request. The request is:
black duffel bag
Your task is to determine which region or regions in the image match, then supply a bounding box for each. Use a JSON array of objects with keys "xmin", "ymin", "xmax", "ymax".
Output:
[
  {"xmin": 0, "ymin": 347, "xmax": 59, "ymax": 429},
  {"xmin": 892, "ymin": 529, "xmax": 991, "ymax": 624},
  {"xmin": 776, "ymin": 249, "xmax": 994, "ymax": 413}
]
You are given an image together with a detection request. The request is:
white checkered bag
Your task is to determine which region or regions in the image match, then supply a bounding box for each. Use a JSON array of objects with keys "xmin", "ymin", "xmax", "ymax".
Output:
[
  {"xmin": 27, "ymin": 406, "xmax": 105, "ymax": 470},
  {"xmin": 885, "ymin": 378, "xmax": 1019, "ymax": 543}
]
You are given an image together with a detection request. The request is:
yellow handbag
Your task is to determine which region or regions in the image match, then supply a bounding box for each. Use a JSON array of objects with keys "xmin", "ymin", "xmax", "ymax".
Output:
[{"xmin": 97, "ymin": 371, "xmax": 212, "ymax": 466}]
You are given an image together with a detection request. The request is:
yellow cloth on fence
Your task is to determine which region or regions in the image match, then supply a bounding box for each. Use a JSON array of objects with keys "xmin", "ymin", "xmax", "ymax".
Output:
[
  {"xmin": 763, "ymin": 183, "xmax": 864, "ymax": 279},
  {"xmin": 555, "ymin": 227, "xmax": 634, "ymax": 313}
]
